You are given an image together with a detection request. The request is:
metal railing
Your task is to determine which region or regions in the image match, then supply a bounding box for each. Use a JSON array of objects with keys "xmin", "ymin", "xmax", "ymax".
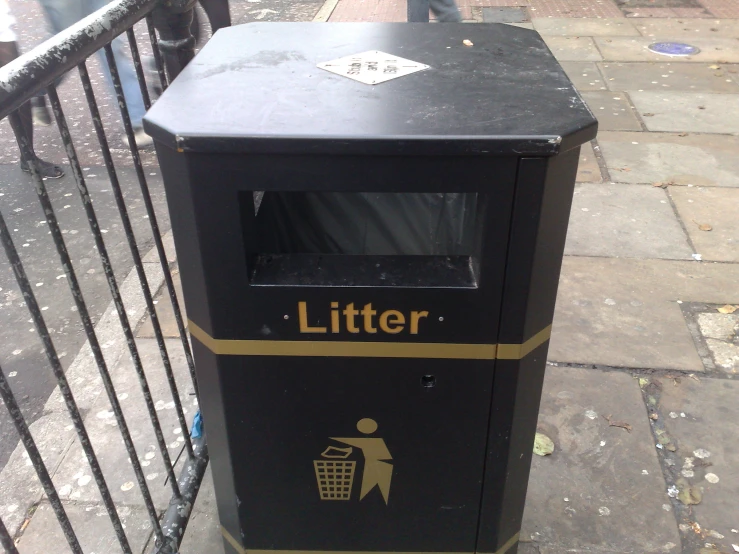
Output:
[{"xmin": 0, "ymin": 0, "xmax": 206, "ymax": 552}]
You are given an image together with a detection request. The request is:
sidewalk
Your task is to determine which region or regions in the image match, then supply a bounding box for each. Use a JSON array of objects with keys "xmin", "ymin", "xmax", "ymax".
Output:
[{"xmin": 3, "ymin": 0, "xmax": 739, "ymax": 553}]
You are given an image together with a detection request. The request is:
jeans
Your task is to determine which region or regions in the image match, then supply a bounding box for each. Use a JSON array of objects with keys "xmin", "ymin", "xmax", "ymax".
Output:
[
  {"xmin": 38, "ymin": 0, "xmax": 146, "ymax": 126},
  {"xmin": 429, "ymin": 0, "xmax": 461, "ymax": 22}
]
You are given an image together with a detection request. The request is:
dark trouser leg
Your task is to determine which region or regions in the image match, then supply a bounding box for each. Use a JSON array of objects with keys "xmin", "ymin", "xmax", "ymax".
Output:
[
  {"xmin": 199, "ymin": 0, "xmax": 231, "ymax": 34},
  {"xmin": 0, "ymin": 41, "xmax": 64, "ymax": 178},
  {"xmin": 429, "ymin": 0, "xmax": 461, "ymax": 21}
]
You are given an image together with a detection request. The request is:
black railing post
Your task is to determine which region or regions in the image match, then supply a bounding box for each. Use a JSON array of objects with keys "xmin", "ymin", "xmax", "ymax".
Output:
[
  {"xmin": 407, "ymin": 0, "xmax": 430, "ymax": 22},
  {"xmin": 153, "ymin": 0, "xmax": 197, "ymax": 80}
]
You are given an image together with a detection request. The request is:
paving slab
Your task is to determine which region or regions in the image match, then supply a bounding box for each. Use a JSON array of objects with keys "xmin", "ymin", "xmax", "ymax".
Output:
[
  {"xmin": 50, "ymin": 339, "xmax": 197, "ymax": 512},
  {"xmin": 698, "ymin": 0, "xmax": 739, "ymax": 19},
  {"xmin": 730, "ymin": 64, "xmax": 739, "ymax": 86},
  {"xmin": 527, "ymin": 0, "xmax": 623, "ymax": 18},
  {"xmin": 599, "ymin": 62, "xmax": 739, "ymax": 93},
  {"xmin": 179, "ymin": 469, "xmax": 225, "ymax": 554},
  {"xmin": 580, "ymin": 91, "xmax": 643, "ymax": 131},
  {"xmin": 550, "ymin": 257, "xmax": 739, "ymax": 371},
  {"xmin": 628, "ymin": 91, "xmax": 739, "ymax": 133},
  {"xmin": 533, "ymin": 17, "xmax": 639, "ymax": 36},
  {"xmin": 561, "ymin": 61, "xmax": 609, "ymax": 91},
  {"xmin": 564, "ymin": 183, "xmax": 693, "ymax": 259},
  {"xmin": 16, "ymin": 502, "xmax": 152, "ymax": 554},
  {"xmin": 576, "ymin": 141, "xmax": 603, "ymax": 182},
  {"xmin": 670, "ymin": 186, "xmax": 739, "ymax": 263},
  {"xmin": 594, "ymin": 37, "xmax": 739, "ymax": 63},
  {"xmin": 137, "ymin": 269, "xmax": 186, "ymax": 339},
  {"xmin": 521, "ymin": 366, "xmax": 680, "ymax": 554},
  {"xmin": 597, "ymin": 131, "xmax": 739, "ymax": 186},
  {"xmin": 179, "ymin": 510, "xmax": 224, "ymax": 554},
  {"xmin": 542, "ymin": 36, "xmax": 603, "ymax": 62},
  {"xmin": 634, "ymin": 17, "xmax": 739, "ymax": 39},
  {"xmin": 656, "ymin": 377, "xmax": 739, "ymax": 553},
  {"xmin": 481, "ymin": 6, "xmax": 528, "ymax": 22},
  {"xmin": 696, "ymin": 311, "xmax": 739, "ymax": 374}
]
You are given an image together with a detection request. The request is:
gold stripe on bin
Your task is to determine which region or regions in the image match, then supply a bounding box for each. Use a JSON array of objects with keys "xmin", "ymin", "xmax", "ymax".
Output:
[
  {"xmin": 191, "ymin": 320, "xmax": 551, "ymax": 361},
  {"xmin": 497, "ymin": 326, "xmax": 552, "ymax": 359},
  {"xmin": 221, "ymin": 526, "xmax": 246, "ymax": 554},
  {"xmin": 220, "ymin": 527, "xmax": 519, "ymax": 554},
  {"xmin": 478, "ymin": 532, "xmax": 521, "ymax": 554}
]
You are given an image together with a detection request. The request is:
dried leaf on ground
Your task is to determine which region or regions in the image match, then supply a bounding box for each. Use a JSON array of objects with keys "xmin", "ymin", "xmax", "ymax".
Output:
[
  {"xmin": 649, "ymin": 413, "xmax": 659, "ymax": 420},
  {"xmin": 533, "ymin": 432, "xmax": 554, "ymax": 456},
  {"xmin": 642, "ymin": 112, "xmax": 655, "ymax": 117},
  {"xmin": 677, "ymin": 477, "xmax": 702, "ymax": 505},
  {"xmin": 603, "ymin": 414, "xmax": 632, "ymax": 433},
  {"xmin": 718, "ymin": 305, "xmax": 737, "ymax": 314},
  {"xmin": 692, "ymin": 219, "xmax": 712, "ymax": 231}
]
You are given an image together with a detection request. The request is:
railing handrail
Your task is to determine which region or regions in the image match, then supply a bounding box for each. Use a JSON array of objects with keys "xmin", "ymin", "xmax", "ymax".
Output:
[{"xmin": 0, "ymin": 0, "xmax": 158, "ymax": 119}]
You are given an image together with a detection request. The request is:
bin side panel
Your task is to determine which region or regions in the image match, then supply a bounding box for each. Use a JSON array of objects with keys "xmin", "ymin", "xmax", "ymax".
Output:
[
  {"xmin": 155, "ymin": 145, "xmax": 213, "ymax": 330},
  {"xmin": 476, "ymin": 151, "xmax": 580, "ymax": 553},
  {"xmin": 193, "ymin": 341, "xmax": 244, "ymax": 551},
  {"xmin": 218, "ymin": 355, "xmax": 495, "ymax": 553}
]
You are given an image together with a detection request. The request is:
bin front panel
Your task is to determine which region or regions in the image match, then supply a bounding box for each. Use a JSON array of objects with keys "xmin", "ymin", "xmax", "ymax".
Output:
[{"xmin": 219, "ymin": 354, "xmax": 493, "ymax": 552}]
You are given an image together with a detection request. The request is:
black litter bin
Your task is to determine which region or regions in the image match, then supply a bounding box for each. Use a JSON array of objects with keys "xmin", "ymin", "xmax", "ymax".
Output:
[{"xmin": 144, "ymin": 22, "xmax": 597, "ymax": 554}]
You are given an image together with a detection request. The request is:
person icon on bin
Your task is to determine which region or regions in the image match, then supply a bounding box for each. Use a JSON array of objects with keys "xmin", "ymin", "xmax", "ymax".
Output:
[{"xmin": 333, "ymin": 418, "xmax": 393, "ymax": 504}]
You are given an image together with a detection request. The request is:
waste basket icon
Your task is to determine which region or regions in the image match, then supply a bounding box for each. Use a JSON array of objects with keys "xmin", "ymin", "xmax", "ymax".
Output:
[{"xmin": 314, "ymin": 447, "xmax": 356, "ymax": 501}]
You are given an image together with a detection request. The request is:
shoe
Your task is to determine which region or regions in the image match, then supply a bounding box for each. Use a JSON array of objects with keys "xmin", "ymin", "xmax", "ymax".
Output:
[
  {"xmin": 20, "ymin": 156, "xmax": 64, "ymax": 179},
  {"xmin": 31, "ymin": 96, "xmax": 52, "ymax": 126},
  {"xmin": 124, "ymin": 126, "xmax": 154, "ymax": 148}
]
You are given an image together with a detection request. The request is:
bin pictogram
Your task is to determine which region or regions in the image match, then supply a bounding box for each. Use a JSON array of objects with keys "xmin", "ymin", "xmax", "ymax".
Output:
[{"xmin": 314, "ymin": 446, "xmax": 356, "ymax": 500}]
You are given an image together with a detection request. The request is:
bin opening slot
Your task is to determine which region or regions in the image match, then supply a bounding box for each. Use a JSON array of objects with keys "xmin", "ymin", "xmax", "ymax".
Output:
[{"xmin": 241, "ymin": 191, "xmax": 483, "ymax": 288}]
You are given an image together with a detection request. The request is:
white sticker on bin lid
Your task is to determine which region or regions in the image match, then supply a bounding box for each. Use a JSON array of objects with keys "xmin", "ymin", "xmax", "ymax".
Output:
[{"xmin": 317, "ymin": 51, "xmax": 429, "ymax": 85}]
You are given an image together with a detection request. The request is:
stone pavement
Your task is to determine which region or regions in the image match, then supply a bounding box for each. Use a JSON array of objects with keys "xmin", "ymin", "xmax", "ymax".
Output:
[{"xmin": 3, "ymin": 1, "xmax": 739, "ymax": 554}]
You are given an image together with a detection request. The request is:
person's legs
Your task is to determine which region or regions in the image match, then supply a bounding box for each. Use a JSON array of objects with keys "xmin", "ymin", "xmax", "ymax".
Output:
[
  {"xmin": 33, "ymin": 0, "xmax": 83, "ymax": 126},
  {"xmin": 0, "ymin": 41, "xmax": 64, "ymax": 178},
  {"xmin": 199, "ymin": 0, "xmax": 231, "ymax": 34},
  {"xmin": 429, "ymin": 0, "xmax": 461, "ymax": 22},
  {"xmin": 94, "ymin": 35, "xmax": 147, "ymax": 127}
]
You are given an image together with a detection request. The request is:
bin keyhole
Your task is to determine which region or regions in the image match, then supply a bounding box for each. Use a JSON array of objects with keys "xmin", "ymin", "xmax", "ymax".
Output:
[{"xmin": 421, "ymin": 375, "xmax": 436, "ymax": 389}]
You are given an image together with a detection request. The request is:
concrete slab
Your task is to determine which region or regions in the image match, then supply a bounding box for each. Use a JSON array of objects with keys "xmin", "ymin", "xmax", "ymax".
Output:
[
  {"xmin": 179, "ymin": 468, "xmax": 224, "ymax": 553},
  {"xmin": 634, "ymin": 18, "xmax": 739, "ymax": 39},
  {"xmin": 481, "ymin": 6, "xmax": 528, "ymax": 22},
  {"xmin": 564, "ymin": 183, "xmax": 693, "ymax": 260},
  {"xmin": 657, "ymin": 377, "xmax": 739, "ymax": 553},
  {"xmin": 576, "ymin": 141, "xmax": 603, "ymax": 182},
  {"xmin": 137, "ymin": 269, "xmax": 186, "ymax": 339},
  {"xmin": 599, "ymin": 62, "xmax": 739, "ymax": 93},
  {"xmin": 542, "ymin": 36, "xmax": 603, "ymax": 62},
  {"xmin": 580, "ymin": 91, "xmax": 643, "ymax": 131},
  {"xmin": 179, "ymin": 510, "xmax": 224, "ymax": 554},
  {"xmin": 533, "ymin": 17, "xmax": 640, "ymax": 36},
  {"xmin": 521, "ymin": 366, "xmax": 681, "ymax": 554},
  {"xmin": 16, "ymin": 502, "xmax": 152, "ymax": 554},
  {"xmin": 561, "ymin": 62, "xmax": 608, "ymax": 91},
  {"xmin": 550, "ymin": 257, "xmax": 739, "ymax": 371},
  {"xmin": 597, "ymin": 131, "xmax": 739, "ymax": 187},
  {"xmin": 729, "ymin": 64, "xmax": 739, "ymax": 85},
  {"xmin": 594, "ymin": 37, "xmax": 739, "ymax": 63},
  {"xmin": 50, "ymin": 339, "xmax": 197, "ymax": 512},
  {"xmin": 670, "ymin": 186, "xmax": 739, "ymax": 263},
  {"xmin": 628, "ymin": 91, "xmax": 739, "ymax": 133}
]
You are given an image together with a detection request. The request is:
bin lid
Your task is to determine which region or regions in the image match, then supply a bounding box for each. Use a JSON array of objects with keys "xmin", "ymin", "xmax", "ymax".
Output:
[{"xmin": 144, "ymin": 23, "xmax": 597, "ymax": 157}]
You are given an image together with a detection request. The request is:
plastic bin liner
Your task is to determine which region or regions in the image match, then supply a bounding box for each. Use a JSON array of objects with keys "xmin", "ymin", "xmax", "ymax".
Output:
[{"xmin": 253, "ymin": 192, "xmax": 478, "ymax": 256}]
